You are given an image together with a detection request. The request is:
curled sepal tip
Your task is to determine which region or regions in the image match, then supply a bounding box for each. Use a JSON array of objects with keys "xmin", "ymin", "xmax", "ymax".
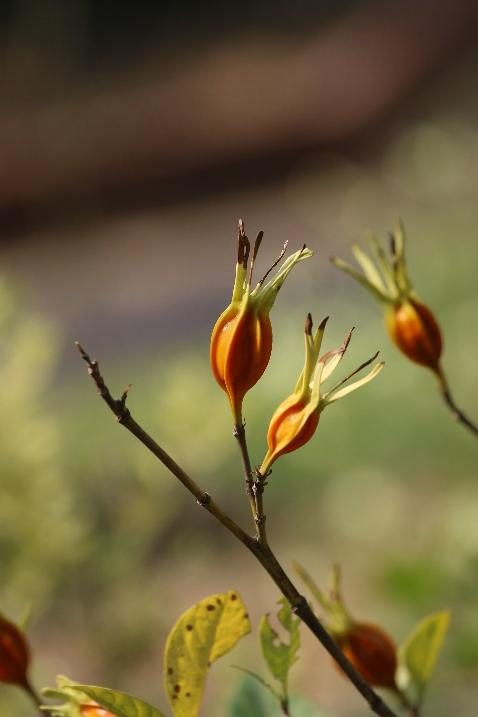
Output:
[{"xmin": 259, "ymin": 315, "xmax": 383, "ymax": 475}]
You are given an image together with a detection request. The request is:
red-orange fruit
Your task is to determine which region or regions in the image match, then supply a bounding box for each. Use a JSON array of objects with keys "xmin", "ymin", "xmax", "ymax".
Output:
[
  {"xmin": 386, "ymin": 299, "xmax": 442, "ymax": 371},
  {"xmin": 337, "ymin": 622, "xmax": 397, "ymax": 689},
  {"xmin": 80, "ymin": 704, "xmax": 116, "ymax": 717},
  {"xmin": 0, "ymin": 616, "xmax": 30, "ymax": 687},
  {"xmin": 210, "ymin": 305, "xmax": 272, "ymax": 420},
  {"xmin": 266, "ymin": 398, "xmax": 320, "ymax": 462}
]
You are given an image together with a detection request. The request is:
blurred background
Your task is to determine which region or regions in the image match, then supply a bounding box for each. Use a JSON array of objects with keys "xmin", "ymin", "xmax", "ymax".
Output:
[{"xmin": 1, "ymin": 1, "xmax": 478, "ymax": 715}]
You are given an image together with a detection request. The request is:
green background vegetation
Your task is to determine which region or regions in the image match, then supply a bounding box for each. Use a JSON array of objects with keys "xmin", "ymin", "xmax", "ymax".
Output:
[{"xmin": 1, "ymin": 111, "xmax": 477, "ymax": 716}]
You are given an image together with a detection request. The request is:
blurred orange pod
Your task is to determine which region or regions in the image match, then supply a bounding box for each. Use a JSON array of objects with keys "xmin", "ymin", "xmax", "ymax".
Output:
[
  {"xmin": 331, "ymin": 222, "xmax": 442, "ymax": 374},
  {"xmin": 293, "ymin": 563, "xmax": 397, "ymax": 690},
  {"xmin": 0, "ymin": 614, "xmax": 31, "ymax": 689}
]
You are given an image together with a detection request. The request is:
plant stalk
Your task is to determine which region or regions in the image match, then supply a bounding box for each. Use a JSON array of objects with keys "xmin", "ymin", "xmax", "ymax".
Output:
[
  {"xmin": 77, "ymin": 344, "xmax": 399, "ymax": 717},
  {"xmin": 436, "ymin": 366, "xmax": 478, "ymax": 437}
]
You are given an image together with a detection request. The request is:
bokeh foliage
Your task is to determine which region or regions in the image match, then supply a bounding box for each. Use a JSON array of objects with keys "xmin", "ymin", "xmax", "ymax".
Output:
[{"xmin": 1, "ymin": 112, "xmax": 478, "ymax": 715}]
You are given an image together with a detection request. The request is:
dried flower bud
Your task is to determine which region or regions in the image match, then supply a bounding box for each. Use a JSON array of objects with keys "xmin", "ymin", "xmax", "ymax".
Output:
[
  {"xmin": 259, "ymin": 315, "xmax": 383, "ymax": 474},
  {"xmin": 386, "ymin": 299, "xmax": 442, "ymax": 372},
  {"xmin": 337, "ymin": 621, "xmax": 398, "ymax": 690},
  {"xmin": 293, "ymin": 563, "xmax": 398, "ymax": 690},
  {"xmin": 211, "ymin": 219, "xmax": 312, "ymax": 423},
  {"xmin": 331, "ymin": 223, "xmax": 444, "ymax": 375},
  {"xmin": 0, "ymin": 614, "xmax": 31, "ymax": 688}
]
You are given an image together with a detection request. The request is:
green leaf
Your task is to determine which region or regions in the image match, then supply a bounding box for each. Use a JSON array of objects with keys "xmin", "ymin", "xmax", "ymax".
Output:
[
  {"xmin": 259, "ymin": 598, "xmax": 300, "ymax": 696},
  {"xmin": 288, "ymin": 695, "xmax": 334, "ymax": 717},
  {"xmin": 231, "ymin": 665, "xmax": 281, "ymax": 702},
  {"xmin": 69, "ymin": 685, "xmax": 165, "ymax": 717},
  {"xmin": 164, "ymin": 590, "xmax": 251, "ymax": 717},
  {"xmin": 227, "ymin": 674, "xmax": 275, "ymax": 717},
  {"xmin": 397, "ymin": 611, "xmax": 450, "ymax": 699},
  {"xmin": 42, "ymin": 677, "xmax": 165, "ymax": 717}
]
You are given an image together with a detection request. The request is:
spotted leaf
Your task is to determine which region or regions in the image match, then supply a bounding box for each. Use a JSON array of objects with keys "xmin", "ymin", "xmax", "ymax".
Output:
[{"xmin": 164, "ymin": 590, "xmax": 251, "ymax": 717}]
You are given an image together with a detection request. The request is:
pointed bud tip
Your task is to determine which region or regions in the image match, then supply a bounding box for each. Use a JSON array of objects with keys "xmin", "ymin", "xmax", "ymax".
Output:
[
  {"xmin": 319, "ymin": 316, "xmax": 329, "ymax": 331},
  {"xmin": 305, "ymin": 313, "xmax": 313, "ymax": 335}
]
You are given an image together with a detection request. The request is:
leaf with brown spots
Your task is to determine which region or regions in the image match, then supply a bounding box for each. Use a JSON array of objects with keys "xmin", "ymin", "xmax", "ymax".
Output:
[{"xmin": 164, "ymin": 590, "xmax": 251, "ymax": 717}]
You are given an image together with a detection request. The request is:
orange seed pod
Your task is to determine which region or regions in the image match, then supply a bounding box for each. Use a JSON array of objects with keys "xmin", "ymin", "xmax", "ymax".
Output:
[
  {"xmin": 211, "ymin": 219, "xmax": 312, "ymax": 424},
  {"xmin": 386, "ymin": 299, "xmax": 442, "ymax": 372},
  {"xmin": 0, "ymin": 615, "xmax": 31, "ymax": 688},
  {"xmin": 337, "ymin": 621, "xmax": 398, "ymax": 690},
  {"xmin": 260, "ymin": 316, "xmax": 383, "ymax": 474}
]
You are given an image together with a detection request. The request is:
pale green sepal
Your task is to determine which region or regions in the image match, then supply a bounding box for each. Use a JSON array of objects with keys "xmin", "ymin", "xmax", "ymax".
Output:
[
  {"xmin": 351, "ymin": 243, "xmax": 386, "ymax": 294},
  {"xmin": 319, "ymin": 330, "xmax": 353, "ymax": 383},
  {"xmin": 231, "ymin": 263, "xmax": 248, "ymax": 303},
  {"xmin": 390, "ymin": 222, "xmax": 412, "ymax": 298},
  {"xmin": 331, "ymin": 256, "xmax": 390, "ymax": 303},
  {"xmin": 292, "ymin": 561, "xmax": 331, "ymax": 611},
  {"xmin": 294, "ymin": 325, "xmax": 326, "ymax": 396},
  {"xmin": 368, "ymin": 232, "xmax": 397, "ymax": 298},
  {"xmin": 252, "ymin": 247, "xmax": 313, "ymax": 313},
  {"xmin": 322, "ymin": 361, "xmax": 384, "ymax": 405},
  {"xmin": 307, "ymin": 359, "xmax": 325, "ymax": 412},
  {"xmin": 396, "ymin": 610, "xmax": 450, "ymax": 701},
  {"xmin": 41, "ymin": 676, "xmax": 89, "ymax": 716}
]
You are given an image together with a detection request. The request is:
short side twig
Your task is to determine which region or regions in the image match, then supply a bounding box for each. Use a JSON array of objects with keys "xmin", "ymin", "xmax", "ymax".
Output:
[
  {"xmin": 233, "ymin": 421, "xmax": 268, "ymax": 543},
  {"xmin": 23, "ymin": 678, "xmax": 50, "ymax": 716},
  {"xmin": 76, "ymin": 343, "xmax": 399, "ymax": 717}
]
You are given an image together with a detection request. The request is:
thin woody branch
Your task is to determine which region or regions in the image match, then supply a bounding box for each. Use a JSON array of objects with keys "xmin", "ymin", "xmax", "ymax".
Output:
[
  {"xmin": 77, "ymin": 342, "xmax": 399, "ymax": 717},
  {"xmin": 437, "ymin": 368, "xmax": 478, "ymax": 437}
]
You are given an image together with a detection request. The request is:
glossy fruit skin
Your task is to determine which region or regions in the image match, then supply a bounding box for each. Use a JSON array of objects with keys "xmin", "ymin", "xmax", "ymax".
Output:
[
  {"xmin": 265, "ymin": 397, "xmax": 320, "ymax": 467},
  {"xmin": 210, "ymin": 303, "xmax": 272, "ymax": 422},
  {"xmin": 80, "ymin": 705, "xmax": 116, "ymax": 717},
  {"xmin": 386, "ymin": 299, "xmax": 442, "ymax": 371},
  {"xmin": 0, "ymin": 616, "xmax": 30, "ymax": 687},
  {"xmin": 337, "ymin": 622, "xmax": 397, "ymax": 689}
]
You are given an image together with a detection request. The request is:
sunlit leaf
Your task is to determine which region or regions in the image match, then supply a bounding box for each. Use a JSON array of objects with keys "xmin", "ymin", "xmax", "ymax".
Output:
[
  {"xmin": 164, "ymin": 590, "xmax": 251, "ymax": 717},
  {"xmin": 396, "ymin": 611, "xmax": 450, "ymax": 698},
  {"xmin": 71, "ymin": 685, "xmax": 165, "ymax": 717},
  {"xmin": 43, "ymin": 678, "xmax": 164, "ymax": 717},
  {"xmin": 260, "ymin": 598, "xmax": 300, "ymax": 695}
]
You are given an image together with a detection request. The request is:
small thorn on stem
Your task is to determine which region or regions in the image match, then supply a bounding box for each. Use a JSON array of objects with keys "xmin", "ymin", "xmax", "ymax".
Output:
[{"xmin": 121, "ymin": 384, "xmax": 133, "ymax": 405}]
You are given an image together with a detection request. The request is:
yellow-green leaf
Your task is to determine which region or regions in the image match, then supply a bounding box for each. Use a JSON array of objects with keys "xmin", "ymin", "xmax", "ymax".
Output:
[
  {"xmin": 397, "ymin": 611, "xmax": 450, "ymax": 697},
  {"xmin": 259, "ymin": 598, "xmax": 300, "ymax": 696},
  {"xmin": 164, "ymin": 590, "xmax": 251, "ymax": 717},
  {"xmin": 67, "ymin": 685, "xmax": 165, "ymax": 717},
  {"xmin": 42, "ymin": 678, "xmax": 164, "ymax": 717}
]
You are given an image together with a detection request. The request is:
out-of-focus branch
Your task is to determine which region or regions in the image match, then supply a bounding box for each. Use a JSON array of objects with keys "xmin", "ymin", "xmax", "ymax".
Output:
[
  {"xmin": 437, "ymin": 368, "xmax": 478, "ymax": 437},
  {"xmin": 1, "ymin": 0, "xmax": 477, "ymax": 222}
]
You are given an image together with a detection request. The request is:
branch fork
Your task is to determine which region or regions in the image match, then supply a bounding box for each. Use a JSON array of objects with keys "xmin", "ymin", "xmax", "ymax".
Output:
[{"xmin": 76, "ymin": 342, "xmax": 400, "ymax": 717}]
